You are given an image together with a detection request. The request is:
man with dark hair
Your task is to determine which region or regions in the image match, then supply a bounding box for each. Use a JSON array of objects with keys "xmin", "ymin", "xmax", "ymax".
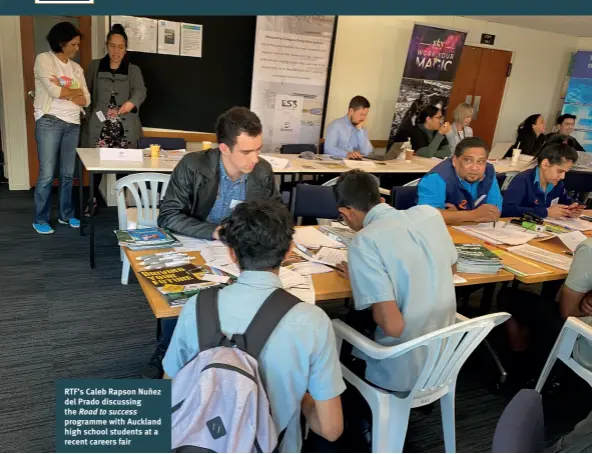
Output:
[
  {"xmin": 163, "ymin": 200, "xmax": 346, "ymax": 451},
  {"xmin": 158, "ymin": 106, "xmax": 280, "ymax": 239},
  {"xmin": 146, "ymin": 107, "xmax": 280, "ymax": 379},
  {"xmin": 502, "ymin": 142, "xmax": 582, "ymax": 218},
  {"xmin": 334, "ymin": 170, "xmax": 457, "ymax": 392},
  {"xmin": 324, "ymin": 95, "xmax": 373, "ymax": 159},
  {"xmin": 547, "ymin": 114, "xmax": 585, "ymax": 151},
  {"xmin": 408, "ymin": 105, "xmax": 452, "ymax": 158},
  {"xmin": 418, "ymin": 136, "xmax": 503, "ymax": 225}
]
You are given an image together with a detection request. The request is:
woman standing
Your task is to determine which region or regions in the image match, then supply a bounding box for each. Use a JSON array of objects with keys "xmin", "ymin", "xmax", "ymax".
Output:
[
  {"xmin": 32, "ymin": 21, "xmax": 90, "ymax": 234},
  {"xmin": 446, "ymin": 103, "xmax": 474, "ymax": 152},
  {"xmin": 82, "ymin": 23, "xmax": 147, "ymax": 215},
  {"xmin": 505, "ymin": 114, "xmax": 547, "ymax": 158}
]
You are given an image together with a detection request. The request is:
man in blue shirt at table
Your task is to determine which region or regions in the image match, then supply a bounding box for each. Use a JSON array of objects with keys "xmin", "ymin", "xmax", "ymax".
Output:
[
  {"xmin": 163, "ymin": 200, "xmax": 346, "ymax": 452},
  {"xmin": 333, "ymin": 169, "xmax": 458, "ymax": 392},
  {"xmin": 417, "ymin": 136, "xmax": 503, "ymax": 225},
  {"xmin": 324, "ymin": 96, "xmax": 373, "ymax": 159}
]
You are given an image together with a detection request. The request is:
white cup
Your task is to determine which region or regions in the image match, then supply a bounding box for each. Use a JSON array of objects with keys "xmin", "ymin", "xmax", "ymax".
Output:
[{"xmin": 511, "ymin": 148, "xmax": 521, "ymax": 166}]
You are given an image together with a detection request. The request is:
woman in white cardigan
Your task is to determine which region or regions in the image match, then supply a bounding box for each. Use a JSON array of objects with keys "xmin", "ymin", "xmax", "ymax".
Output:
[
  {"xmin": 32, "ymin": 22, "xmax": 90, "ymax": 235},
  {"xmin": 446, "ymin": 103, "xmax": 474, "ymax": 154}
]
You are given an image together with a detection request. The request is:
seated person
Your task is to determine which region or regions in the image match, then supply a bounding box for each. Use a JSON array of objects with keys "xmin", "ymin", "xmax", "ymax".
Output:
[
  {"xmin": 547, "ymin": 114, "xmax": 585, "ymax": 152},
  {"xmin": 408, "ymin": 105, "xmax": 452, "ymax": 158},
  {"xmin": 446, "ymin": 102, "xmax": 474, "ymax": 151},
  {"xmin": 333, "ymin": 169, "xmax": 457, "ymax": 392},
  {"xmin": 324, "ymin": 95, "xmax": 373, "ymax": 159},
  {"xmin": 502, "ymin": 142, "xmax": 582, "ymax": 219},
  {"xmin": 157, "ymin": 106, "xmax": 280, "ymax": 239},
  {"xmin": 163, "ymin": 200, "xmax": 346, "ymax": 451},
  {"xmin": 418, "ymin": 137, "xmax": 502, "ymax": 225},
  {"xmin": 143, "ymin": 107, "xmax": 280, "ymax": 379},
  {"xmin": 504, "ymin": 113, "xmax": 547, "ymax": 158}
]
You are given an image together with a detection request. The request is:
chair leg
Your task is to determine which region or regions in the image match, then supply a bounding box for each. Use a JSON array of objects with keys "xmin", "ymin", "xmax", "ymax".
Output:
[
  {"xmin": 121, "ymin": 256, "xmax": 131, "ymax": 285},
  {"xmin": 372, "ymin": 397, "xmax": 410, "ymax": 453},
  {"xmin": 440, "ymin": 387, "xmax": 456, "ymax": 453}
]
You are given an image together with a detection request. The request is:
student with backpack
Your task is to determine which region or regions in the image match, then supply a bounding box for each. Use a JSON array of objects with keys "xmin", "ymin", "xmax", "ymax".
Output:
[{"xmin": 163, "ymin": 200, "xmax": 345, "ymax": 452}]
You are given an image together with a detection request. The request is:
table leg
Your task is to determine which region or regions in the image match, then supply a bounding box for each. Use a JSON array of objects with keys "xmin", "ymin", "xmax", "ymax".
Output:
[
  {"xmin": 480, "ymin": 283, "xmax": 496, "ymax": 314},
  {"xmin": 89, "ymin": 171, "xmax": 95, "ymax": 269},
  {"xmin": 79, "ymin": 157, "xmax": 85, "ymax": 236}
]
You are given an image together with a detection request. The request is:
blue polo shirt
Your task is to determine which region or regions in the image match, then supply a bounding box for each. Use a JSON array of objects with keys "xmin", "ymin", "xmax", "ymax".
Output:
[
  {"xmin": 418, "ymin": 160, "xmax": 503, "ymax": 211},
  {"xmin": 347, "ymin": 203, "xmax": 457, "ymax": 392},
  {"xmin": 501, "ymin": 166, "xmax": 573, "ymax": 218},
  {"xmin": 324, "ymin": 115, "xmax": 373, "ymax": 158},
  {"xmin": 206, "ymin": 159, "xmax": 247, "ymax": 224},
  {"xmin": 163, "ymin": 271, "xmax": 346, "ymax": 453}
]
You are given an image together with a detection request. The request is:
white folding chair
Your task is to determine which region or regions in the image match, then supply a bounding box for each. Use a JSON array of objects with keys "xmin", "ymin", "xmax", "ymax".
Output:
[
  {"xmin": 403, "ymin": 178, "xmax": 421, "ymax": 187},
  {"xmin": 333, "ymin": 312, "xmax": 510, "ymax": 453},
  {"xmin": 113, "ymin": 173, "xmax": 171, "ymax": 285},
  {"xmin": 535, "ymin": 317, "xmax": 592, "ymax": 392}
]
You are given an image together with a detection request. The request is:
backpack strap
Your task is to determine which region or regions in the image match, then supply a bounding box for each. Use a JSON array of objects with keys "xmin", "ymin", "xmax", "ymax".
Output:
[
  {"xmin": 196, "ymin": 287, "xmax": 226, "ymax": 350},
  {"xmin": 233, "ymin": 288, "xmax": 300, "ymax": 359}
]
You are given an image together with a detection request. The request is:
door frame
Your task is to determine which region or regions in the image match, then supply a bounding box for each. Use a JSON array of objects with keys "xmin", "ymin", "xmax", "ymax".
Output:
[{"xmin": 20, "ymin": 16, "xmax": 92, "ymax": 188}]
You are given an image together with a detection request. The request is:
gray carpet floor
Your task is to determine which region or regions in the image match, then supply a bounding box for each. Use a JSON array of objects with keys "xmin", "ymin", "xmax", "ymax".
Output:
[{"xmin": 0, "ymin": 185, "xmax": 590, "ymax": 453}]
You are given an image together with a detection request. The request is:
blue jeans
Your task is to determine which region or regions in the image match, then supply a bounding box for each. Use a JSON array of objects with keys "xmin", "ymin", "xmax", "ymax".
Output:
[{"xmin": 33, "ymin": 115, "xmax": 80, "ymax": 224}]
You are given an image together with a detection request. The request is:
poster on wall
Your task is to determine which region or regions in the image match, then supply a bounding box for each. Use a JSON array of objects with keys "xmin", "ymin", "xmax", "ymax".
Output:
[
  {"xmin": 562, "ymin": 50, "xmax": 592, "ymax": 152},
  {"xmin": 110, "ymin": 16, "xmax": 157, "ymax": 54},
  {"xmin": 387, "ymin": 24, "xmax": 467, "ymax": 147},
  {"xmin": 249, "ymin": 16, "xmax": 336, "ymax": 153},
  {"xmin": 157, "ymin": 20, "xmax": 181, "ymax": 56}
]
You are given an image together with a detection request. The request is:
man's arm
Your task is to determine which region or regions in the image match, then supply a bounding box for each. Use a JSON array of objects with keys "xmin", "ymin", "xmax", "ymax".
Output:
[
  {"xmin": 323, "ymin": 121, "xmax": 348, "ymax": 158},
  {"xmin": 371, "ymin": 301, "xmax": 405, "ymax": 338},
  {"xmin": 157, "ymin": 159, "xmax": 218, "ymax": 239},
  {"xmin": 301, "ymin": 393, "xmax": 343, "ymax": 442},
  {"xmin": 356, "ymin": 128, "xmax": 373, "ymax": 156}
]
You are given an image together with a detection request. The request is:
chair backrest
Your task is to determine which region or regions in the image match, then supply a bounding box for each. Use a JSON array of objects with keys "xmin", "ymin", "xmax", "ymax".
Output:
[
  {"xmin": 112, "ymin": 173, "xmax": 171, "ymax": 230},
  {"xmin": 138, "ymin": 137, "xmax": 186, "ymax": 150},
  {"xmin": 500, "ymin": 170, "xmax": 519, "ymax": 191},
  {"xmin": 492, "ymin": 389, "xmax": 544, "ymax": 453},
  {"xmin": 291, "ymin": 184, "xmax": 339, "ymax": 220},
  {"xmin": 390, "ymin": 186, "xmax": 418, "ymax": 210},
  {"xmin": 280, "ymin": 143, "xmax": 317, "ymax": 154},
  {"xmin": 403, "ymin": 178, "xmax": 421, "ymax": 187}
]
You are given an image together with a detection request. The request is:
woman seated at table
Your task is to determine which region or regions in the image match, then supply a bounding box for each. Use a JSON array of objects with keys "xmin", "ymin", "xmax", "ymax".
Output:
[
  {"xmin": 501, "ymin": 141, "xmax": 583, "ymax": 219},
  {"xmin": 445, "ymin": 102, "xmax": 474, "ymax": 152},
  {"xmin": 504, "ymin": 113, "xmax": 547, "ymax": 158}
]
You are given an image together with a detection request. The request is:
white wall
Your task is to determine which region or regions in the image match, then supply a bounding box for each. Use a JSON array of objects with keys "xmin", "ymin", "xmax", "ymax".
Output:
[
  {"xmin": 577, "ymin": 37, "xmax": 592, "ymax": 49},
  {"xmin": 325, "ymin": 16, "xmax": 578, "ymax": 145}
]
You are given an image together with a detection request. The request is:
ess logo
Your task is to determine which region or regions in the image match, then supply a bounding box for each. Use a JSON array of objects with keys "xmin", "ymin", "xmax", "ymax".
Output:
[
  {"xmin": 35, "ymin": 0, "xmax": 94, "ymax": 3},
  {"xmin": 281, "ymin": 99, "xmax": 298, "ymax": 109},
  {"xmin": 458, "ymin": 200, "xmax": 468, "ymax": 209}
]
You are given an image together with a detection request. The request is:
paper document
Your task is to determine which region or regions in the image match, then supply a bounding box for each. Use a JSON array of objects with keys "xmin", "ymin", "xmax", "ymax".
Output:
[
  {"xmin": 180, "ymin": 23, "xmax": 203, "ymax": 58},
  {"xmin": 201, "ymin": 274, "xmax": 230, "ymax": 284},
  {"xmin": 200, "ymin": 246, "xmax": 233, "ymax": 265},
  {"xmin": 545, "ymin": 217, "xmax": 592, "ymax": 231},
  {"xmin": 557, "ymin": 230, "xmax": 588, "ymax": 252},
  {"xmin": 507, "ymin": 244, "xmax": 572, "ymax": 271},
  {"xmin": 294, "ymin": 227, "xmax": 345, "ymax": 249},
  {"xmin": 285, "ymin": 275, "xmax": 315, "ymax": 305},
  {"xmin": 285, "ymin": 262, "xmax": 333, "ymax": 275},
  {"xmin": 453, "ymin": 274, "xmax": 468, "ymax": 284},
  {"xmin": 454, "ymin": 222, "xmax": 535, "ymax": 245},
  {"xmin": 260, "ymin": 155, "xmax": 291, "ymax": 169},
  {"xmin": 279, "ymin": 267, "xmax": 309, "ymax": 289},
  {"xmin": 342, "ymin": 160, "xmax": 376, "ymax": 169},
  {"xmin": 314, "ymin": 247, "xmax": 347, "ymax": 267},
  {"xmin": 111, "ymin": 16, "xmax": 157, "ymax": 54},
  {"xmin": 174, "ymin": 235, "xmax": 224, "ymax": 252},
  {"xmin": 158, "ymin": 20, "xmax": 181, "ymax": 55}
]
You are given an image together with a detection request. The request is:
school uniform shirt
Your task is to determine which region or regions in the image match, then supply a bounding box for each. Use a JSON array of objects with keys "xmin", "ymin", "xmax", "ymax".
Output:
[
  {"xmin": 324, "ymin": 115, "xmax": 373, "ymax": 158},
  {"xmin": 563, "ymin": 238, "xmax": 592, "ymax": 372},
  {"xmin": 347, "ymin": 203, "xmax": 457, "ymax": 392},
  {"xmin": 163, "ymin": 271, "xmax": 346, "ymax": 453},
  {"xmin": 418, "ymin": 158, "xmax": 503, "ymax": 211},
  {"xmin": 501, "ymin": 167, "xmax": 573, "ymax": 218}
]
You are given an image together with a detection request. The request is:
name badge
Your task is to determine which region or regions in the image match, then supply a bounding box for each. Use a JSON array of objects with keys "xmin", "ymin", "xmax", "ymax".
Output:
[
  {"xmin": 474, "ymin": 194, "xmax": 487, "ymax": 206},
  {"xmin": 229, "ymin": 199, "xmax": 242, "ymax": 210},
  {"xmin": 550, "ymin": 197, "xmax": 559, "ymax": 207},
  {"xmin": 96, "ymin": 111, "xmax": 106, "ymax": 122}
]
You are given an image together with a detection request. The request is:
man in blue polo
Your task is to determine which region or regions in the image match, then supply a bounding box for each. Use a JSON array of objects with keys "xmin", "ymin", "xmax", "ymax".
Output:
[{"xmin": 418, "ymin": 136, "xmax": 503, "ymax": 225}]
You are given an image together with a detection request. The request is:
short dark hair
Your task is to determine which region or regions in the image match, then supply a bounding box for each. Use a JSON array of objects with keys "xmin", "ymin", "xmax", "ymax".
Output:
[
  {"xmin": 455, "ymin": 137, "xmax": 490, "ymax": 157},
  {"xmin": 557, "ymin": 113, "xmax": 576, "ymax": 125},
  {"xmin": 219, "ymin": 200, "xmax": 294, "ymax": 271},
  {"xmin": 418, "ymin": 105, "xmax": 441, "ymax": 124},
  {"xmin": 537, "ymin": 142, "xmax": 578, "ymax": 166},
  {"xmin": 348, "ymin": 96, "xmax": 370, "ymax": 110},
  {"xmin": 333, "ymin": 170, "xmax": 380, "ymax": 213},
  {"xmin": 46, "ymin": 22, "xmax": 82, "ymax": 53},
  {"xmin": 215, "ymin": 107, "xmax": 262, "ymax": 149},
  {"xmin": 107, "ymin": 23, "xmax": 128, "ymax": 46}
]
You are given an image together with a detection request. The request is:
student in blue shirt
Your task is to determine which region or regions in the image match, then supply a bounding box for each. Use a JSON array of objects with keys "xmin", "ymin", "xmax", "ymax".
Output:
[
  {"xmin": 163, "ymin": 200, "xmax": 346, "ymax": 451},
  {"xmin": 417, "ymin": 136, "xmax": 503, "ymax": 225},
  {"xmin": 502, "ymin": 142, "xmax": 582, "ymax": 219},
  {"xmin": 333, "ymin": 170, "xmax": 457, "ymax": 392},
  {"xmin": 324, "ymin": 96, "xmax": 373, "ymax": 159}
]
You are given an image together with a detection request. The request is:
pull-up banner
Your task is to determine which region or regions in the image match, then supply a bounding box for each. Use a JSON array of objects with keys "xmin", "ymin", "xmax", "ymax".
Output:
[{"xmin": 388, "ymin": 24, "xmax": 467, "ymax": 147}]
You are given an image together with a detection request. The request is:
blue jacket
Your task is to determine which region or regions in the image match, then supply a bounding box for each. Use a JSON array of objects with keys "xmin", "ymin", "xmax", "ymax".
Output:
[
  {"xmin": 501, "ymin": 167, "xmax": 573, "ymax": 218},
  {"xmin": 423, "ymin": 158, "xmax": 497, "ymax": 210}
]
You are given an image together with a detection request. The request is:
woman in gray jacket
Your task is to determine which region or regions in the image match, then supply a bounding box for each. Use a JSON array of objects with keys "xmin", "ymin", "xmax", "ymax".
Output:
[{"xmin": 82, "ymin": 23, "xmax": 146, "ymax": 214}]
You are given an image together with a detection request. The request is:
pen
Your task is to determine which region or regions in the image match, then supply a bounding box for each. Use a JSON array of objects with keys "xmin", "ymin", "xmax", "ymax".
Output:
[{"xmin": 141, "ymin": 260, "xmax": 191, "ymax": 270}]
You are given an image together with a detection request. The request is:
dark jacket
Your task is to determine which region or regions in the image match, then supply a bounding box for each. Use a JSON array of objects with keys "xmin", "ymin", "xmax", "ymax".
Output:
[
  {"xmin": 501, "ymin": 167, "xmax": 573, "ymax": 218},
  {"xmin": 82, "ymin": 55, "xmax": 146, "ymax": 148},
  {"xmin": 546, "ymin": 132, "xmax": 585, "ymax": 152},
  {"xmin": 157, "ymin": 148, "xmax": 280, "ymax": 238},
  {"xmin": 504, "ymin": 131, "xmax": 546, "ymax": 158},
  {"xmin": 408, "ymin": 124, "xmax": 451, "ymax": 158},
  {"xmin": 425, "ymin": 158, "xmax": 496, "ymax": 210}
]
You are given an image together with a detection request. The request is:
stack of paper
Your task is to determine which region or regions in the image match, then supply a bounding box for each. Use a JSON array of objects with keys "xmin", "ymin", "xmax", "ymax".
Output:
[
  {"xmin": 455, "ymin": 244, "xmax": 503, "ymax": 274},
  {"xmin": 115, "ymin": 227, "xmax": 181, "ymax": 250},
  {"xmin": 260, "ymin": 155, "xmax": 291, "ymax": 169},
  {"xmin": 173, "ymin": 235, "xmax": 224, "ymax": 252},
  {"xmin": 454, "ymin": 222, "xmax": 536, "ymax": 245},
  {"xmin": 545, "ymin": 217, "xmax": 592, "ymax": 232},
  {"xmin": 279, "ymin": 267, "xmax": 316, "ymax": 304},
  {"xmin": 507, "ymin": 244, "xmax": 573, "ymax": 271},
  {"xmin": 294, "ymin": 227, "xmax": 345, "ymax": 249}
]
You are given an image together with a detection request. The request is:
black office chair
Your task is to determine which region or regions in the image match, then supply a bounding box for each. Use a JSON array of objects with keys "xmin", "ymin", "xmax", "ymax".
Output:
[
  {"xmin": 290, "ymin": 184, "xmax": 339, "ymax": 224},
  {"xmin": 280, "ymin": 143, "xmax": 317, "ymax": 154},
  {"xmin": 390, "ymin": 186, "xmax": 418, "ymax": 210},
  {"xmin": 496, "ymin": 172, "xmax": 506, "ymax": 188},
  {"xmin": 564, "ymin": 170, "xmax": 592, "ymax": 203},
  {"xmin": 138, "ymin": 137, "xmax": 186, "ymax": 150},
  {"xmin": 492, "ymin": 389, "xmax": 544, "ymax": 452}
]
